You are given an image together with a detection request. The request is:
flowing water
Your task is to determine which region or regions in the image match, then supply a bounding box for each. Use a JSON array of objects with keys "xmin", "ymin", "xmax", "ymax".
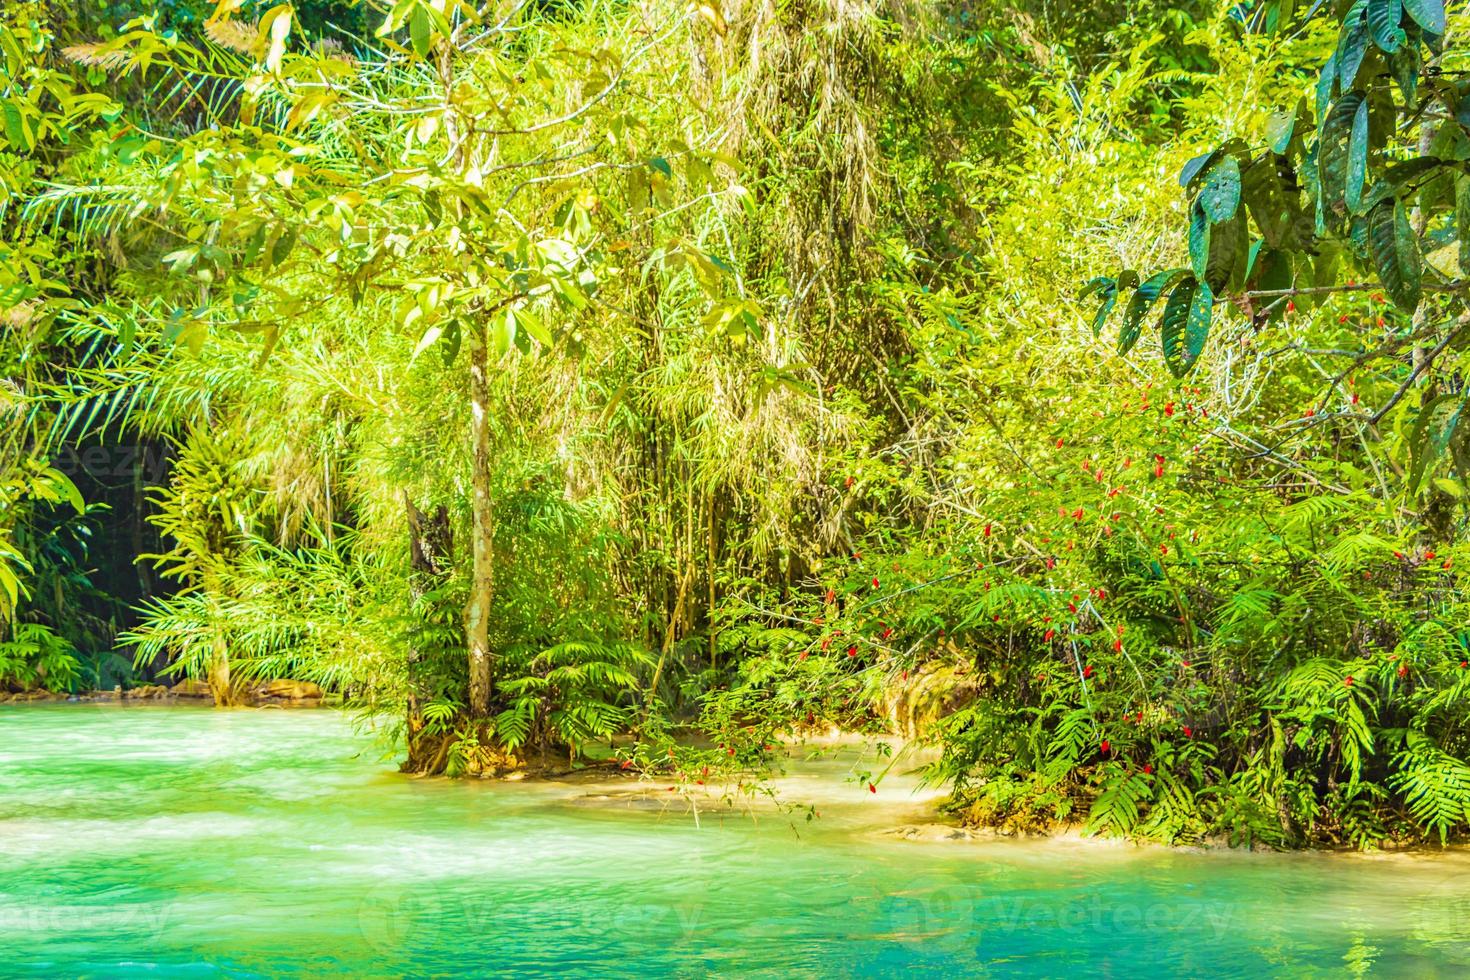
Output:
[{"xmin": 3, "ymin": 704, "xmax": 1469, "ymax": 977}]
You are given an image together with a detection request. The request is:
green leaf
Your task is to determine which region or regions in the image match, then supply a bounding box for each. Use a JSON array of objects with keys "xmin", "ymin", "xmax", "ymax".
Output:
[
  {"xmin": 1319, "ymin": 92, "xmax": 1365, "ymax": 226},
  {"xmin": 1315, "ymin": 50, "xmax": 1339, "ymax": 119},
  {"xmin": 1368, "ymin": 0, "xmax": 1406, "ymax": 51},
  {"xmin": 1368, "ymin": 198, "xmax": 1422, "ymax": 313},
  {"xmin": 411, "ymin": 323, "xmax": 443, "ymax": 363},
  {"xmin": 1092, "ymin": 288, "xmax": 1119, "ymax": 338},
  {"xmin": 270, "ymin": 228, "xmax": 296, "ymax": 267},
  {"xmin": 1189, "ymin": 201, "xmax": 1210, "ymax": 281},
  {"xmin": 441, "ymin": 317, "xmax": 462, "ymax": 366},
  {"xmin": 1456, "ymin": 175, "xmax": 1469, "ymax": 275},
  {"xmin": 1117, "ymin": 270, "xmax": 1188, "ymax": 356},
  {"xmin": 1346, "ymin": 97, "xmax": 1370, "ymax": 214},
  {"xmin": 517, "ymin": 306, "xmax": 553, "ymax": 346},
  {"xmin": 1335, "ymin": 2, "xmax": 1371, "ymax": 89},
  {"xmin": 1200, "ymin": 156, "xmax": 1242, "ymax": 223},
  {"xmin": 1252, "ymin": 247, "xmax": 1294, "ymax": 321},
  {"xmin": 1266, "ymin": 109, "xmax": 1296, "ymax": 155},
  {"xmin": 409, "ymin": 5, "xmax": 432, "ymax": 58},
  {"xmin": 1204, "ymin": 212, "xmax": 1246, "ymax": 294},
  {"xmin": 1159, "ymin": 276, "xmax": 1213, "ymax": 377},
  {"xmin": 1403, "ymin": 0, "xmax": 1445, "ymax": 33}
]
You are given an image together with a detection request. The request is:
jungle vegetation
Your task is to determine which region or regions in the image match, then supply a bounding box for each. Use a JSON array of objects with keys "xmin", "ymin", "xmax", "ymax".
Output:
[{"xmin": 3, "ymin": 0, "xmax": 1470, "ymax": 849}]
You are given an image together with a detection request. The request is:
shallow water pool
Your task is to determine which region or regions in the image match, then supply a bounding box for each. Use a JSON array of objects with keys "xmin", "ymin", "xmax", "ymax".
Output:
[{"xmin": 2, "ymin": 704, "xmax": 1468, "ymax": 977}]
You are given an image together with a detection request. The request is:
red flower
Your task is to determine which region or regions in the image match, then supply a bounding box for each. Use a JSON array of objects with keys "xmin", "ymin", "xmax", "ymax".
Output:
[
  {"xmin": 1182, "ymin": 726, "xmax": 1192, "ymax": 737},
  {"xmin": 1164, "ymin": 402, "xmax": 1175, "ymax": 417},
  {"xmin": 1072, "ymin": 507, "xmax": 1084, "ymax": 520},
  {"xmin": 1425, "ymin": 551, "xmax": 1436, "ymax": 560},
  {"xmin": 1083, "ymin": 665, "xmax": 1095, "ymax": 679},
  {"xmin": 1068, "ymin": 602, "xmax": 1078, "ymax": 613},
  {"xmin": 1304, "ymin": 408, "xmax": 1315, "ymax": 418},
  {"xmin": 1398, "ymin": 665, "xmax": 1409, "ymax": 678},
  {"xmin": 1344, "ymin": 675, "xmax": 1354, "ymax": 687},
  {"xmin": 1461, "ymin": 661, "xmax": 1468, "ymax": 669},
  {"xmin": 1154, "ymin": 463, "xmax": 1164, "ymax": 479},
  {"xmin": 1135, "ymin": 711, "xmax": 1143, "ymax": 723},
  {"xmin": 1101, "ymin": 740, "xmax": 1111, "ymax": 753},
  {"xmin": 868, "ymin": 782, "xmax": 877, "ymax": 794},
  {"xmin": 847, "ymin": 645, "xmax": 858, "ymax": 658},
  {"xmin": 825, "ymin": 587, "xmax": 836, "ymax": 604},
  {"xmin": 727, "ymin": 746, "xmax": 735, "ymax": 756},
  {"xmin": 1045, "ymin": 557, "xmax": 1056, "ymax": 570},
  {"xmin": 984, "ymin": 523, "xmax": 992, "ymax": 537},
  {"xmin": 844, "ymin": 475, "xmax": 854, "ymax": 488},
  {"xmin": 1351, "ymin": 392, "xmax": 1359, "ymax": 405},
  {"xmin": 1044, "ymin": 629, "xmax": 1056, "ymax": 642},
  {"xmin": 799, "ymin": 650, "xmax": 809, "ymax": 661},
  {"xmin": 1286, "ymin": 300, "xmax": 1296, "ymax": 313},
  {"xmin": 872, "ymin": 576, "xmax": 880, "ymax": 588},
  {"xmin": 1113, "ymin": 638, "xmax": 1123, "ymax": 652},
  {"xmin": 1056, "ymin": 437, "xmax": 1064, "ymax": 448},
  {"xmin": 1142, "ymin": 764, "xmax": 1153, "ymax": 775}
]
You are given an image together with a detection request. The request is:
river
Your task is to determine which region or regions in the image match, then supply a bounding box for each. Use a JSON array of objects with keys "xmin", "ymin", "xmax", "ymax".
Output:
[{"xmin": 2, "ymin": 704, "xmax": 1468, "ymax": 976}]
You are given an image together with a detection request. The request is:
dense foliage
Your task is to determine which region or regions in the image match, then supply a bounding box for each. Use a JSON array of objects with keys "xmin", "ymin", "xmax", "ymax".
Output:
[{"xmin": 3, "ymin": 0, "xmax": 1469, "ymax": 848}]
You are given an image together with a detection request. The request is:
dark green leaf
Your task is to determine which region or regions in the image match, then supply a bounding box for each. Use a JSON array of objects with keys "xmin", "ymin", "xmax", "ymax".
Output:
[
  {"xmin": 1205, "ymin": 212, "xmax": 1246, "ymax": 294},
  {"xmin": 1456, "ymin": 175, "xmax": 1469, "ymax": 275},
  {"xmin": 1368, "ymin": 198, "xmax": 1422, "ymax": 312},
  {"xmin": 1092, "ymin": 289, "xmax": 1119, "ymax": 337},
  {"xmin": 1200, "ymin": 156, "xmax": 1242, "ymax": 222},
  {"xmin": 1316, "ymin": 51, "xmax": 1338, "ymax": 118},
  {"xmin": 1179, "ymin": 152, "xmax": 1216, "ymax": 189},
  {"xmin": 1160, "ymin": 276, "xmax": 1214, "ymax": 377},
  {"xmin": 1335, "ymin": 3, "xmax": 1371, "ymax": 89},
  {"xmin": 441, "ymin": 317, "xmax": 462, "ymax": 367},
  {"xmin": 271, "ymin": 228, "xmax": 296, "ymax": 267},
  {"xmin": 1367, "ymin": 0, "xmax": 1406, "ymax": 51},
  {"xmin": 1319, "ymin": 92, "xmax": 1365, "ymax": 227},
  {"xmin": 1189, "ymin": 201, "xmax": 1210, "ymax": 280},
  {"xmin": 1346, "ymin": 97, "xmax": 1370, "ymax": 213},
  {"xmin": 1266, "ymin": 109, "xmax": 1296, "ymax": 155},
  {"xmin": 1118, "ymin": 269, "xmax": 1188, "ymax": 356},
  {"xmin": 1403, "ymin": 0, "xmax": 1445, "ymax": 34}
]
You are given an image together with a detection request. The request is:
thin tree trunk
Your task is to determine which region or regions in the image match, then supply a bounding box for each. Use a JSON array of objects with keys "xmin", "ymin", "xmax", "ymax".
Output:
[
  {"xmin": 466, "ymin": 321, "xmax": 495, "ymax": 717},
  {"xmin": 405, "ymin": 496, "xmax": 452, "ymax": 767}
]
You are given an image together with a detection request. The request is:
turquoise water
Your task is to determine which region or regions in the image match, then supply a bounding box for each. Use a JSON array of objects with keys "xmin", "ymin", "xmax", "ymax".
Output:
[{"xmin": 2, "ymin": 705, "xmax": 1469, "ymax": 977}]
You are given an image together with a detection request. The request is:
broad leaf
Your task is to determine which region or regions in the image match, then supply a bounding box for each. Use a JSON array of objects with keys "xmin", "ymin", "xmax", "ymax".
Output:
[
  {"xmin": 1368, "ymin": 198, "xmax": 1422, "ymax": 312},
  {"xmin": 1367, "ymin": 0, "xmax": 1406, "ymax": 51},
  {"xmin": 1403, "ymin": 0, "xmax": 1445, "ymax": 34},
  {"xmin": 1345, "ymin": 96, "xmax": 1370, "ymax": 214},
  {"xmin": 1200, "ymin": 156, "xmax": 1242, "ymax": 223},
  {"xmin": 1118, "ymin": 269, "xmax": 1188, "ymax": 356},
  {"xmin": 1160, "ymin": 276, "xmax": 1213, "ymax": 377}
]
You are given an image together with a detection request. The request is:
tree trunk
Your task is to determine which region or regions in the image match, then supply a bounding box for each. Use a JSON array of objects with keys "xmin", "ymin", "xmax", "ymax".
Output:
[
  {"xmin": 465, "ymin": 321, "xmax": 495, "ymax": 717},
  {"xmin": 404, "ymin": 496, "xmax": 452, "ymax": 770},
  {"xmin": 201, "ymin": 567, "xmax": 238, "ymax": 706}
]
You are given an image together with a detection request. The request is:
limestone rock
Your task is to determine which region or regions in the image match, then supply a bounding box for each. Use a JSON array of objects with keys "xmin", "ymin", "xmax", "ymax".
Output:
[{"xmin": 254, "ymin": 679, "xmax": 323, "ymax": 700}]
